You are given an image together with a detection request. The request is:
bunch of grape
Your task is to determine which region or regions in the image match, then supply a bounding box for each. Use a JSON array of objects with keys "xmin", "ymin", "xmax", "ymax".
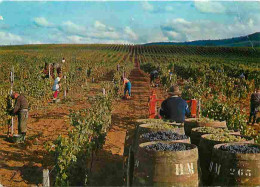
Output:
[
  {"xmin": 206, "ymin": 134, "xmax": 247, "ymax": 142},
  {"xmin": 145, "ymin": 142, "xmax": 193, "ymax": 151},
  {"xmin": 141, "ymin": 131, "xmax": 188, "ymax": 141},
  {"xmin": 147, "ymin": 124, "xmax": 180, "ymax": 130},
  {"xmin": 137, "ymin": 119, "xmax": 165, "ymax": 124},
  {"xmin": 197, "ymin": 118, "xmax": 214, "ymax": 123},
  {"xmin": 137, "ymin": 119, "xmax": 178, "ymax": 124},
  {"xmin": 192, "ymin": 127, "xmax": 231, "ymax": 134},
  {"xmin": 219, "ymin": 144, "xmax": 260, "ymax": 154}
]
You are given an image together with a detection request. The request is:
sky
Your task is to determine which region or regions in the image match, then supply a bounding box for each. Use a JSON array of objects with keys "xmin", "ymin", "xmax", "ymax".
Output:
[{"xmin": 0, "ymin": 1, "xmax": 260, "ymax": 45}]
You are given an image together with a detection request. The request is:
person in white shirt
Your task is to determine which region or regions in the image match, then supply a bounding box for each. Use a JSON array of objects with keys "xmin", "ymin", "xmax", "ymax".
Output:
[
  {"xmin": 62, "ymin": 57, "xmax": 65, "ymax": 63},
  {"xmin": 52, "ymin": 73, "xmax": 62, "ymax": 100}
]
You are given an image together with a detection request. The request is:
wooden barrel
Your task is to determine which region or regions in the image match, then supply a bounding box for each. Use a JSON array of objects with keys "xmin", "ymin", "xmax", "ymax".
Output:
[
  {"xmin": 210, "ymin": 143, "xmax": 260, "ymax": 186},
  {"xmin": 133, "ymin": 123, "xmax": 185, "ymax": 153},
  {"xmin": 198, "ymin": 134, "xmax": 254, "ymax": 186},
  {"xmin": 190, "ymin": 127, "xmax": 233, "ymax": 146},
  {"xmin": 133, "ymin": 142, "xmax": 200, "ymax": 187},
  {"xmin": 184, "ymin": 118, "xmax": 227, "ymax": 137}
]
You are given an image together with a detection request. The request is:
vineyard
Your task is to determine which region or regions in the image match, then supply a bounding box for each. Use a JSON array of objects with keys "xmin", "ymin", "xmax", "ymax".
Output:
[{"xmin": 0, "ymin": 44, "xmax": 259, "ymax": 186}]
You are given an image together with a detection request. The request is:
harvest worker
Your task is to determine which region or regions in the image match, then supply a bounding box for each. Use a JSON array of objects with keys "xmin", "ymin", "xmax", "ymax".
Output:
[
  {"xmin": 55, "ymin": 62, "xmax": 62, "ymax": 75},
  {"xmin": 239, "ymin": 73, "xmax": 245, "ymax": 79},
  {"xmin": 87, "ymin": 66, "xmax": 92, "ymax": 78},
  {"xmin": 168, "ymin": 69, "xmax": 173, "ymax": 81},
  {"xmin": 249, "ymin": 87, "xmax": 260, "ymax": 124},
  {"xmin": 10, "ymin": 92, "xmax": 29, "ymax": 141},
  {"xmin": 42, "ymin": 62, "xmax": 49, "ymax": 79},
  {"xmin": 52, "ymin": 73, "xmax": 62, "ymax": 101},
  {"xmin": 122, "ymin": 76, "xmax": 131, "ymax": 98},
  {"xmin": 159, "ymin": 85, "xmax": 190, "ymax": 123},
  {"xmin": 150, "ymin": 70, "xmax": 158, "ymax": 87}
]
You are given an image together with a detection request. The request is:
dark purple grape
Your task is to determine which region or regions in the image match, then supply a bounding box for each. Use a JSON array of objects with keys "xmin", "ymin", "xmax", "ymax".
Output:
[
  {"xmin": 141, "ymin": 131, "xmax": 188, "ymax": 142},
  {"xmin": 145, "ymin": 142, "xmax": 192, "ymax": 151},
  {"xmin": 219, "ymin": 145, "xmax": 260, "ymax": 154}
]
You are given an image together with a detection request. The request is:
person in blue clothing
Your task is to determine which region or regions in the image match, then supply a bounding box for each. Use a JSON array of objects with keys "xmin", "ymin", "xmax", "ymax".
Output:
[
  {"xmin": 159, "ymin": 85, "xmax": 190, "ymax": 123},
  {"xmin": 239, "ymin": 73, "xmax": 245, "ymax": 79},
  {"xmin": 122, "ymin": 76, "xmax": 131, "ymax": 99}
]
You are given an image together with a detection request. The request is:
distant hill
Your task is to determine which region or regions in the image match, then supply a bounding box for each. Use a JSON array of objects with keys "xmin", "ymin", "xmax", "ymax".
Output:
[{"xmin": 145, "ymin": 32, "xmax": 260, "ymax": 47}]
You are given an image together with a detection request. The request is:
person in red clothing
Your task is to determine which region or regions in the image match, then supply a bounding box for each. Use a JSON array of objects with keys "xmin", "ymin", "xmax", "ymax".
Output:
[
  {"xmin": 52, "ymin": 73, "xmax": 62, "ymax": 101},
  {"xmin": 249, "ymin": 87, "xmax": 260, "ymax": 124}
]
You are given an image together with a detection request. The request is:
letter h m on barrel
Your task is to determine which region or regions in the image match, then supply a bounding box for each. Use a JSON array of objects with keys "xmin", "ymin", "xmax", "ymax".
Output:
[{"xmin": 175, "ymin": 163, "xmax": 195, "ymax": 176}]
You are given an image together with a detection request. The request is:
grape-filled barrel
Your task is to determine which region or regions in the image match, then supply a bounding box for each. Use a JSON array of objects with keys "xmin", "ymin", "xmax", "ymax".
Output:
[
  {"xmin": 133, "ymin": 123, "xmax": 185, "ymax": 153},
  {"xmin": 184, "ymin": 118, "xmax": 227, "ymax": 137},
  {"xmin": 133, "ymin": 142, "xmax": 200, "ymax": 187},
  {"xmin": 127, "ymin": 122, "xmax": 186, "ymax": 186},
  {"xmin": 190, "ymin": 127, "xmax": 232, "ymax": 146},
  {"xmin": 210, "ymin": 143, "xmax": 260, "ymax": 186},
  {"xmin": 198, "ymin": 134, "xmax": 254, "ymax": 185}
]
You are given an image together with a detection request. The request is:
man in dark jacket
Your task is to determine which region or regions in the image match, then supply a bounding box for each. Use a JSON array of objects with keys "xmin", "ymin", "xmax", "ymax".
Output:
[
  {"xmin": 150, "ymin": 70, "xmax": 158, "ymax": 87},
  {"xmin": 249, "ymin": 88, "xmax": 260, "ymax": 124},
  {"xmin": 159, "ymin": 85, "xmax": 190, "ymax": 123},
  {"xmin": 10, "ymin": 92, "xmax": 29, "ymax": 140}
]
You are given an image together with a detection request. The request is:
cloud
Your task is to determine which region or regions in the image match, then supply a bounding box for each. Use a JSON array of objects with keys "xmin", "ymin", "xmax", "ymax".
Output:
[
  {"xmin": 194, "ymin": 1, "xmax": 260, "ymax": 15},
  {"xmin": 51, "ymin": 20, "xmax": 139, "ymax": 44},
  {"xmin": 0, "ymin": 31, "xmax": 23, "ymax": 45},
  {"xmin": 161, "ymin": 17, "xmax": 260, "ymax": 42},
  {"xmin": 142, "ymin": 2, "xmax": 154, "ymax": 12},
  {"xmin": 27, "ymin": 40, "xmax": 42, "ymax": 45},
  {"xmin": 60, "ymin": 21, "xmax": 87, "ymax": 35},
  {"xmin": 0, "ymin": 16, "xmax": 3, "ymax": 20},
  {"xmin": 194, "ymin": 2, "xmax": 226, "ymax": 13},
  {"xmin": 248, "ymin": 18, "xmax": 254, "ymax": 28},
  {"xmin": 94, "ymin": 21, "xmax": 114, "ymax": 31},
  {"xmin": 148, "ymin": 33, "xmax": 169, "ymax": 43},
  {"xmin": 49, "ymin": 32, "xmax": 130, "ymax": 44},
  {"xmin": 34, "ymin": 17, "xmax": 52, "ymax": 27},
  {"xmin": 57, "ymin": 20, "xmax": 120, "ymax": 41},
  {"xmin": 88, "ymin": 30, "xmax": 120, "ymax": 40},
  {"xmin": 66, "ymin": 35, "xmax": 84, "ymax": 43},
  {"xmin": 142, "ymin": 2, "xmax": 175, "ymax": 13},
  {"xmin": 124, "ymin": 26, "xmax": 138, "ymax": 41},
  {"xmin": 94, "ymin": 21, "xmax": 106, "ymax": 30}
]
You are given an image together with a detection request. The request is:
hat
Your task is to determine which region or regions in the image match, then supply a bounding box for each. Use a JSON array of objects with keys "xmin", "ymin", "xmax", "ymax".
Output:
[{"xmin": 168, "ymin": 85, "xmax": 182, "ymax": 96}]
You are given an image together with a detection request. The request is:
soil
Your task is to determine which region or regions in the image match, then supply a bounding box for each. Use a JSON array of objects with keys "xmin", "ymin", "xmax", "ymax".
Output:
[
  {"xmin": 88, "ymin": 60, "xmax": 157, "ymax": 186},
  {"xmin": 0, "ymin": 92, "xmax": 95, "ymax": 186}
]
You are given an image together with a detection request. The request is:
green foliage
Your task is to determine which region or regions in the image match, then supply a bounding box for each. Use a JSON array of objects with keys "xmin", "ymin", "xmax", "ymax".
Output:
[
  {"xmin": 201, "ymin": 97, "xmax": 247, "ymax": 131},
  {"xmin": 50, "ymin": 95, "xmax": 113, "ymax": 186}
]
